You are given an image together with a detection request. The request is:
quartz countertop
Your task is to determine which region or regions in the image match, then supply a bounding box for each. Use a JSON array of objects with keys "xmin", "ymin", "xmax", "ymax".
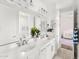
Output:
[{"xmin": 0, "ymin": 37, "xmax": 55, "ymax": 59}]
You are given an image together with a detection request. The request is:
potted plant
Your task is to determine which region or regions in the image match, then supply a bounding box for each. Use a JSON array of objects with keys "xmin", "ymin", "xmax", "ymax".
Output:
[
  {"xmin": 31, "ymin": 26, "xmax": 40, "ymax": 37},
  {"xmin": 31, "ymin": 26, "xmax": 36, "ymax": 37},
  {"xmin": 36, "ymin": 29, "xmax": 40, "ymax": 37}
]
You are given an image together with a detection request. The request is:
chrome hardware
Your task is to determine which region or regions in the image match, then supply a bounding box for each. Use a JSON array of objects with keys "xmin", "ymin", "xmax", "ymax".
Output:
[{"xmin": 16, "ymin": 38, "xmax": 27, "ymax": 47}]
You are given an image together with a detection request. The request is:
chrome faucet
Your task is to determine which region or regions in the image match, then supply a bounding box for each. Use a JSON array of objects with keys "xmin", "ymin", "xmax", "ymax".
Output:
[{"xmin": 16, "ymin": 38, "xmax": 27, "ymax": 47}]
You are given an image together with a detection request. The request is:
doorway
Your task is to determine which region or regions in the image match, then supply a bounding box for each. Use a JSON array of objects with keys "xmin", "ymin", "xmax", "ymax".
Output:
[{"xmin": 60, "ymin": 10, "xmax": 74, "ymax": 59}]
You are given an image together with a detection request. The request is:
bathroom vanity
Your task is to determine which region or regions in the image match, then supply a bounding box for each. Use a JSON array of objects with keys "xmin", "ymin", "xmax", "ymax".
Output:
[{"xmin": 4, "ymin": 37, "xmax": 59, "ymax": 59}]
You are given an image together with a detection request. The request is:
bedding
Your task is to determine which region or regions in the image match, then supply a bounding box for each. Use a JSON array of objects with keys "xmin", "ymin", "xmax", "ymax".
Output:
[
  {"xmin": 61, "ymin": 38, "xmax": 73, "ymax": 46},
  {"xmin": 60, "ymin": 38, "xmax": 73, "ymax": 50},
  {"xmin": 62, "ymin": 33, "xmax": 72, "ymax": 39},
  {"xmin": 62, "ymin": 30, "xmax": 73, "ymax": 40}
]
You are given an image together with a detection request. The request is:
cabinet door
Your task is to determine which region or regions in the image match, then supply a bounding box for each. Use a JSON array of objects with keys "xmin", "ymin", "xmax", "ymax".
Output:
[
  {"xmin": 28, "ymin": 49, "xmax": 39, "ymax": 59},
  {"xmin": 39, "ymin": 48, "xmax": 47, "ymax": 59},
  {"xmin": 39, "ymin": 45, "xmax": 52, "ymax": 59},
  {"xmin": 51, "ymin": 45, "xmax": 55, "ymax": 59},
  {"xmin": 46, "ymin": 45, "xmax": 52, "ymax": 59},
  {"xmin": 28, "ymin": 54, "xmax": 35, "ymax": 59}
]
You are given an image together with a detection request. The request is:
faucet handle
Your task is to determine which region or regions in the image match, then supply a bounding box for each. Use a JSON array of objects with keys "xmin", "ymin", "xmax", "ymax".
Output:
[
  {"xmin": 22, "ymin": 40, "xmax": 27, "ymax": 45},
  {"xmin": 16, "ymin": 41, "xmax": 21, "ymax": 47}
]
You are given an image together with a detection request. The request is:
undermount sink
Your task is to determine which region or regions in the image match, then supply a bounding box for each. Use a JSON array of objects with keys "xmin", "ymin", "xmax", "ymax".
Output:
[{"xmin": 18, "ymin": 41, "xmax": 36, "ymax": 52}]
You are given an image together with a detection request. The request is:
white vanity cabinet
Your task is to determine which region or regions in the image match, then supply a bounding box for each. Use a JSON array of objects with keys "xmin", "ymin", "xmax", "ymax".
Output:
[
  {"xmin": 27, "ymin": 49, "xmax": 39, "ymax": 59},
  {"xmin": 27, "ymin": 53, "xmax": 36, "ymax": 59},
  {"xmin": 39, "ymin": 45, "xmax": 53, "ymax": 59},
  {"xmin": 39, "ymin": 40, "xmax": 54, "ymax": 59},
  {"xmin": 46, "ymin": 44, "xmax": 52, "ymax": 59},
  {"xmin": 6, "ymin": 38, "xmax": 57, "ymax": 59},
  {"xmin": 39, "ymin": 48, "xmax": 47, "ymax": 59}
]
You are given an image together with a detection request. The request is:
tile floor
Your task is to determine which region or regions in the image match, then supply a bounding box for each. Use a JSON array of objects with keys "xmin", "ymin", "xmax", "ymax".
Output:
[{"xmin": 54, "ymin": 48, "xmax": 73, "ymax": 59}]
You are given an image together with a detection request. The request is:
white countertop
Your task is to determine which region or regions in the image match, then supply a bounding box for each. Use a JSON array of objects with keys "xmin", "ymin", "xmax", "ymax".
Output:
[{"xmin": 0, "ymin": 37, "xmax": 56, "ymax": 59}]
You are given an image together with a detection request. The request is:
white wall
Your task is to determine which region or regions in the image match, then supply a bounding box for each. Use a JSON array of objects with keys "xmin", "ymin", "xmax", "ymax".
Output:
[
  {"xmin": 60, "ymin": 11, "xmax": 74, "ymax": 34},
  {"xmin": 77, "ymin": 0, "xmax": 79, "ymax": 29},
  {"xmin": 77, "ymin": 10, "xmax": 79, "ymax": 29},
  {"xmin": 0, "ymin": 4, "xmax": 19, "ymax": 45}
]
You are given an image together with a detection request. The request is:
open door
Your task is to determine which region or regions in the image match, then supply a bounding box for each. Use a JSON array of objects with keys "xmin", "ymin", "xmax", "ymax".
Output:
[{"xmin": 60, "ymin": 10, "xmax": 74, "ymax": 59}]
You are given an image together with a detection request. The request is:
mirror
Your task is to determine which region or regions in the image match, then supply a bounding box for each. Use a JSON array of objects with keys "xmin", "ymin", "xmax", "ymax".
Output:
[
  {"xmin": 33, "ymin": 15, "xmax": 47, "ymax": 35},
  {"xmin": 19, "ymin": 11, "xmax": 34, "ymax": 37}
]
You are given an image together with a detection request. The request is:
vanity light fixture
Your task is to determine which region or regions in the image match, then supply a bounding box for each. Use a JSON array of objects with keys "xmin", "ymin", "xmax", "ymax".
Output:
[
  {"xmin": 6, "ymin": 0, "xmax": 21, "ymax": 7},
  {"xmin": 39, "ymin": 7, "xmax": 48, "ymax": 16},
  {"xmin": 6, "ymin": 0, "xmax": 33, "ymax": 8}
]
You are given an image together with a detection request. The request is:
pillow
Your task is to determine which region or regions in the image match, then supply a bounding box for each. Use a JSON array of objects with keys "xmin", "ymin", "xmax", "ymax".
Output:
[{"xmin": 62, "ymin": 31, "xmax": 73, "ymax": 40}]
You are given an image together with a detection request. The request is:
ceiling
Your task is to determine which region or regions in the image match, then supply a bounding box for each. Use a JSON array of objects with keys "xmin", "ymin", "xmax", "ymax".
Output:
[
  {"xmin": 38, "ymin": 0, "xmax": 74, "ymax": 19},
  {"xmin": 0, "ymin": 0, "xmax": 74, "ymax": 11},
  {"xmin": 0, "ymin": 0, "xmax": 75, "ymax": 18},
  {"xmin": 40, "ymin": 0, "xmax": 74, "ymax": 10}
]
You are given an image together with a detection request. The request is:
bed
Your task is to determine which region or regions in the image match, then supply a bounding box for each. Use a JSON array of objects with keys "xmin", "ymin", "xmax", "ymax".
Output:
[
  {"xmin": 60, "ymin": 31, "xmax": 73, "ymax": 50},
  {"xmin": 61, "ymin": 38, "xmax": 73, "ymax": 50}
]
